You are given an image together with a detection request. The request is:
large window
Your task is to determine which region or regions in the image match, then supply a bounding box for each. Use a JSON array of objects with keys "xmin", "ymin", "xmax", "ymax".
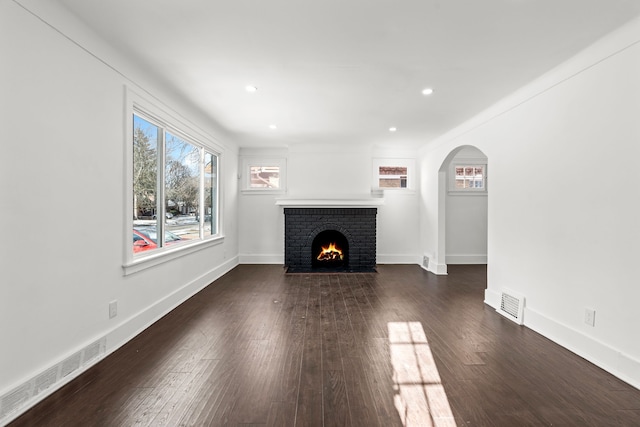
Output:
[{"xmin": 132, "ymin": 112, "xmax": 219, "ymax": 257}]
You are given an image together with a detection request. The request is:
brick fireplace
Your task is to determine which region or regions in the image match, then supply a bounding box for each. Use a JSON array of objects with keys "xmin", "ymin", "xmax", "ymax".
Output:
[{"xmin": 282, "ymin": 206, "xmax": 378, "ymax": 273}]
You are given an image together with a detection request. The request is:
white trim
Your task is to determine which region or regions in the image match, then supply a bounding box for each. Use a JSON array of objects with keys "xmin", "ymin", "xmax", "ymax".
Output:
[
  {"xmin": 238, "ymin": 254, "xmax": 284, "ymax": 264},
  {"xmin": 421, "ymin": 262, "xmax": 448, "ymax": 275},
  {"xmin": 240, "ymin": 156, "xmax": 287, "ymax": 194},
  {"xmin": 484, "ymin": 294, "xmax": 640, "ymax": 390},
  {"xmin": 0, "ymin": 256, "xmax": 239, "ymax": 425},
  {"xmin": 484, "ymin": 288, "xmax": 502, "ymax": 308},
  {"xmin": 447, "ymin": 191, "xmax": 488, "ymax": 197},
  {"xmin": 445, "ymin": 254, "xmax": 487, "ymax": 264},
  {"xmin": 275, "ymin": 198, "xmax": 384, "ymax": 208},
  {"xmin": 111, "ymin": 255, "xmax": 238, "ymax": 353},
  {"xmin": 377, "ymin": 254, "xmax": 422, "ymax": 264},
  {"xmin": 124, "ymin": 86, "xmax": 224, "ymax": 269},
  {"xmin": 124, "ymin": 236, "xmax": 224, "ymax": 275},
  {"xmin": 126, "ymin": 86, "xmax": 224, "ymax": 154}
]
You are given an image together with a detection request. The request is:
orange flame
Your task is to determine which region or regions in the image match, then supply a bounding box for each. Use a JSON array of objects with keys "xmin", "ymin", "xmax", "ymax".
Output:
[{"xmin": 317, "ymin": 242, "xmax": 344, "ymax": 261}]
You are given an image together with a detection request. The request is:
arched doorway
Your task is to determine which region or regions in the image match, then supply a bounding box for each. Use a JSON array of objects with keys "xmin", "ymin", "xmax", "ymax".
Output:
[{"xmin": 438, "ymin": 145, "xmax": 488, "ymax": 271}]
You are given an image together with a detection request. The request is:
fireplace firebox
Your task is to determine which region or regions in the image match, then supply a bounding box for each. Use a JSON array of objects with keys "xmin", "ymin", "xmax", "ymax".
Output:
[
  {"xmin": 284, "ymin": 207, "xmax": 377, "ymax": 273},
  {"xmin": 312, "ymin": 230, "xmax": 348, "ymax": 270}
]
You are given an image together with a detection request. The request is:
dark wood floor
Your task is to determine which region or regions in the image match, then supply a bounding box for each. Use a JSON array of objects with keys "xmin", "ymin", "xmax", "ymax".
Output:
[{"xmin": 10, "ymin": 265, "xmax": 640, "ymax": 426}]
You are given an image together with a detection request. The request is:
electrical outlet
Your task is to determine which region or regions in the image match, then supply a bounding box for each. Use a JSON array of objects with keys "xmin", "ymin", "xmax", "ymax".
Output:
[
  {"xmin": 584, "ymin": 308, "xmax": 595, "ymax": 327},
  {"xmin": 109, "ymin": 300, "xmax": 118, "ymax": 319}
]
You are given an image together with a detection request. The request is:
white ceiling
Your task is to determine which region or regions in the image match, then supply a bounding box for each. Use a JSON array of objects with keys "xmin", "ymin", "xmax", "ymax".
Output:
[{"xmin": 55, "ymin": 0, "xmax": 640, "ymax": 148}]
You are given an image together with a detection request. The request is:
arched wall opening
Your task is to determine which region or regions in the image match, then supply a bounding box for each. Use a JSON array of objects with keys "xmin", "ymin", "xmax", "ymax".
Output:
[{"xmin": 437, "ymin": 145, "xmax": 488, "ymax": 272}]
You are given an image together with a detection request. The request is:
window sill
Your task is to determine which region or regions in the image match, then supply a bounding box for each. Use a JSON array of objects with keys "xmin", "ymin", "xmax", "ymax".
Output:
[
  {"xmin": 376, "ymin": 188, "xmax": 416, "ymax": 192},
  {"xmin": 123, "ymin": 235, "xmax": 225, "ymax": 276},
  {"xmin": 241, "ymin": 189, "xmax": 286, "ymax": 195},
  {"xmin": 447, "ymin": 191, "xmax": 488, "ymax": 196}
]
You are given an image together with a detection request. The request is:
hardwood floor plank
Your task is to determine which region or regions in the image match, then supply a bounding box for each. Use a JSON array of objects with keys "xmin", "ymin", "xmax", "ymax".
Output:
[
  {"xmin": 155, "ymin": 359, "xmax": 226, "ymax": 426},
  {"xmin": 341, "ymin": 356, "xmax": 381, "ymax": 427},
  {"xmin": 294, "ymin": 274, "xmax": 323, "ymax": 427},
  {"xmin": 322, "ymin": 370, "xmax": 351, "ymax": 427},
  {"xmin": 359, "ymin": 338, "xmax": 400, "ymax": 425},
  {"xmin": 9, "ymin": 264, "xmax": 640, "ymax": 427},
  {"xmin": 265, "ymin": 401, "xmax": 293, "ymax": 427}
]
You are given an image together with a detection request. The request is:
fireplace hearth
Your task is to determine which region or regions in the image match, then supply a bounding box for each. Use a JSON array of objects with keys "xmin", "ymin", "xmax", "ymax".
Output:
[{"xmin": 283, "ymin": 207, "xmax": 377, "ymax": 273}]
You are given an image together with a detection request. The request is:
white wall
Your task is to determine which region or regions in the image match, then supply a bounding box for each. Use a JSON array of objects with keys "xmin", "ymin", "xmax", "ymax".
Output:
[
  {"xmin": 238, "ymin": 143, "xmax": 420, "ymax": 264},
  {"xmin": 0, "ymin": 2, "xmax": 239, "ymax": 421},
  {"xmin": 237, "ymin": 148, "xmax": 287, "ymax": 264},
  {"xmin": 419, "ymin": 17, "xmax": 640, "ymax": 387},
  {"xmin": 445, "ymin": 147, "xmax": 488, "ymax": 264}
]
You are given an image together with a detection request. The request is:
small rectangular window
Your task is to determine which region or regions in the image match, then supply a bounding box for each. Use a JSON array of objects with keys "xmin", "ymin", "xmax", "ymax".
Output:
[
  {"xmin": 240, "ymin": 155, "xmax": 287, "ymax": 194},
  {"xmin": 378, "ymin": 166, "xmax": 408, "ymax": 188},
  {"xmin": 372, "ymin": 159, "xmax": 415, "ymax": 191},
  {"xmin": 250, "ymin": 165, "xmax": 281, "ymax": 189}
]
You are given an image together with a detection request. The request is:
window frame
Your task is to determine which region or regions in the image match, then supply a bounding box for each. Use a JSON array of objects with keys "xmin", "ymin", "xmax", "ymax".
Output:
[
  {"xmin": 124, "ymin": 88, "xmax": 224, "ymax": 275},
  {"xmin": 372, "ymin": 158, "xmax": 416, "ymax": 192},
  {"xmin": 448, "ymin": 159, "xmax": 487, "ymax": 194}
]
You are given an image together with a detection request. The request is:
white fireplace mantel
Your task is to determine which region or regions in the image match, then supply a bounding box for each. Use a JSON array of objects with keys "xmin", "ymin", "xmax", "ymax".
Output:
[{"xmin": 275, "ymin": 198, "xmax": 384, "ymax": 208}]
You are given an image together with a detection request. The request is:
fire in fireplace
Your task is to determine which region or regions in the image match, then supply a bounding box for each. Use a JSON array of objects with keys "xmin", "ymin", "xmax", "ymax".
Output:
[
  {"xmin": 312, "ymin": 230, "xmax": 349, "ymax": 270},
  {"xmin": 317, "ymin": 242, "xmax": 343, "ymax": 261}
]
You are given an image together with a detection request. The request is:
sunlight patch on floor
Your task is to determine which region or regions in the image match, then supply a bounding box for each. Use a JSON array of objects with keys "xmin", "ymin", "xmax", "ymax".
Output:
[{"xmin": 388, "ymin": 322, "xmax": 457, "ymax": 427}]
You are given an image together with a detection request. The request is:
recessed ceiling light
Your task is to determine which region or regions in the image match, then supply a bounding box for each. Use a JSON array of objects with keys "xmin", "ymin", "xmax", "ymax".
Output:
[
  {"xmin": 269, "ymin": 124, "xmax": 277, "ymax": 130},
  {"xmin": 422, "ymin": 88, "xmax": 434, "ymax": 95},
  {"xmin": 245, "ymin": 85, "xmax": 258, "ymax": 93},
  {"xmin": 389, "ymin": 127, "xmax": 397, "ymax": 132}
]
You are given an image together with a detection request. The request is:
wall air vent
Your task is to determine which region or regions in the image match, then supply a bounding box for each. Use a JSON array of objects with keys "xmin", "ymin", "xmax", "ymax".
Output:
[{"xmin": 497, "ymin": 288, "xmax": 525, "ymax": 325}]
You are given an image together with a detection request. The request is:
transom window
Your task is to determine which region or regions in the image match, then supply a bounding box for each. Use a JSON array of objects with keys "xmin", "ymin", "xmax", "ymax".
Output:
[
  {"xmin": 132, "ymin": 112, "xmax": 219, "ymax": 256},
  {"xmin": 454, "ymin": 165, "xmax": 485, "ymax": 189}
]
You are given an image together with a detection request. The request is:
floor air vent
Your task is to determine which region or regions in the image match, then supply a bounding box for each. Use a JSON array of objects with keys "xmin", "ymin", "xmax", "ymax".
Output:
[{"xmin": 497, "ymin": 289, "xmax": 525, "ymax": 325}]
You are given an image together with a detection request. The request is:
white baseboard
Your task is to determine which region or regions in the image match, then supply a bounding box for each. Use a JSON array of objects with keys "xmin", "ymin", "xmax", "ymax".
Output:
[
  {"xmin": 524, "ymin": 307, "xmax": 640, "ymax": 390},
  {"xmin": 377, "ymin": 254, "xmax": 422, "ymax": 264},
  {"xmin": 446, "ymin": 254, "xmax": 487, "ymax": 264},
  {"xmin": 484, "ymin": 291, "xmax": 640, "ymax": 390},
  {"xmin": 484, "ymin": 288, "xmax": 501, "ymax": 308},
  {"xmin": 105, "ymin": 255, "xmax": 239, "ymax": 353},
  {"xmin": 238, "ymin": 254, "xmax": 283, "ymax": 264},
  {"xmin": 0, "ymin": 256, "xmax": 239, "ymax": 426},
  {"xmin": 421, "ymin": 262, "xmax": 448, "ymax": 275}
]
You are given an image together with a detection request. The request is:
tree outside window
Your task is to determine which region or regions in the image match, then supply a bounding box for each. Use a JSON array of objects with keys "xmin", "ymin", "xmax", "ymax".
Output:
[{"xmin": 132, "ymin": 113, "xmax": 219, "ymax": 255}]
